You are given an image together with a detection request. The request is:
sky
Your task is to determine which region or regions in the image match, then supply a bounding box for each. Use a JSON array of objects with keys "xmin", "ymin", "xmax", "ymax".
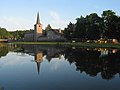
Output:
[{"xmin": 0, "ymin": 0, "xmax": 120, "ymax": 31}]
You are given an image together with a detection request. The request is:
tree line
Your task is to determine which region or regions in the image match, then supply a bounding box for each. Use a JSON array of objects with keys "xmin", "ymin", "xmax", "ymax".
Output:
[
  {"xmin": 0, "ymin": 27, "xmax": 31, "ymax": 40},
  {"xmin": 0, "ymin": 24, "xmax": 53, "ymax": 40},
  {"xmin": 1, "ymin": 10, "xmax": 120, "ymax": 41},
  {"xmin": 9, "ymin": 30, "xmax": 30, "ymax": 40},
  {"xmin": 64, "ymin": 10, "xmax": 120, "ymax": 41},
  {"xmin": 0, "ymin": 27, "xmax": 12, "ymax": 39}
]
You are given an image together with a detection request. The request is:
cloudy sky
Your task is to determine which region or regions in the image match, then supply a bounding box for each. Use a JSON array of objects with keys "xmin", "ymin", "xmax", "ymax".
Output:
[{"xmin": 0, "ymin": 0, "xmax": 120, "ymax": 31}]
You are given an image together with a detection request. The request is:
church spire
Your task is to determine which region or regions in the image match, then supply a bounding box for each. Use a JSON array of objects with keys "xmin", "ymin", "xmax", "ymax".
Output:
[{"xmin": 36, "ymin": 12, "xmax": 40, "ymax": 24}]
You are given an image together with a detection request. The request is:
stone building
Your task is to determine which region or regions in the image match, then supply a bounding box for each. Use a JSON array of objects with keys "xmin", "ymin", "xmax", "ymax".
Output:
[
  {"xmin": 38, "ymin": 29, "xmax": 64, "ymax": 41},
  {"xmin": 24, "ymin": 30, "xmax": 34, "ymax": 41},
  {"xmin": 24, "ymin": 12, "xmax": 65, "ymax": 42}
]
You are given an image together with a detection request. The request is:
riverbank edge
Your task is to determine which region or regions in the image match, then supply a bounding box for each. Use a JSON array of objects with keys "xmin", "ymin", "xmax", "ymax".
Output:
[{"xmin": 8, "ymin": 42, "xmax": 120, "ymax": 48}]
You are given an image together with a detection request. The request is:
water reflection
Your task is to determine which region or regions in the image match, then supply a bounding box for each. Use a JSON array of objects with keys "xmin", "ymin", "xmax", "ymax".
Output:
[
  {"xmin": 0, "ymin": 44, "xmax": 120, "ymax": 80},
  {"xmin": 0, "ymin": 44, "xmax": 9, "ymax": 58},
  {"xmin": 18, "ymin": 45, "xmax": 65, "ymax": 75},
  {"xmin": 65, "ymin": 47, "xmax": 120, "ymax": 80}
]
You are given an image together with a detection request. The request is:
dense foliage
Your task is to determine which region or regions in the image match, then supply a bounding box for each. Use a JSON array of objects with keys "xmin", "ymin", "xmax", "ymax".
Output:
[
  {"xmin": 0, "ymin": 27, "xmax": 30, "ymax": 40},
  {"xmin": 44, "ymin": 24, "xmax": 52, "ymax": 35},
  {"xmin": 0, "ymin": 27, "xmax": 12, "ymax": 39},
  {"xmin": 64, "ymin": 10, "xmax": 120, "ymax": 41},
  {"xmin": 9, "ymin": 30, "xmax": 29, "ymax": 40}
]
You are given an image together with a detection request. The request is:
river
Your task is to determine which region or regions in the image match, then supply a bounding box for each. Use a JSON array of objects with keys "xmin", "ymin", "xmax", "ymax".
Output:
[{"xmin": 0, "ymin": 44, "xmax": 120, "ymax": 90}]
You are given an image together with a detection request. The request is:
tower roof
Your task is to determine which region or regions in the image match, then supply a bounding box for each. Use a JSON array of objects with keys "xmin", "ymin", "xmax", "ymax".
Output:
[{"xmin": 36, "ymin": 12, "xmax": 40, "ymax": 24}]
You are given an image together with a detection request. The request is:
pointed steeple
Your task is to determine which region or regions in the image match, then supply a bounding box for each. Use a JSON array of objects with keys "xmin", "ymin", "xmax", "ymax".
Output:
[{"xmin": 36, "ymin": 12, "xmax": 40, "ymax": 24}]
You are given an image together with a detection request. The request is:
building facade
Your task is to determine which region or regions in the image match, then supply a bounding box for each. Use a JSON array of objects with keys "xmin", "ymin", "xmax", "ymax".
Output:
[{"xmin": 24, "ymin": 12, "xmax": 65, "ymax": 42}]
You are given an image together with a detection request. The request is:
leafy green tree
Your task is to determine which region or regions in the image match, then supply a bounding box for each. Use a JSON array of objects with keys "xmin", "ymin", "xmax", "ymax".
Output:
[
  {"xmin": 44, "ymin": 24, "xmax": 52, "ymax": 35},
  {"xmin": 75, "ymin": 16, "xmax": 86, "ymax": 40},
  {"xmin": 102, "ymin": 10, "xmax": 118, "ymax": 39},
  {"xmin": 64, "ymin": 22, "xmax": 75, "ymax": 40},
  {"xmin": 116, "ymin": 17, "xmax": 120, "ymax": 40},
  {"xmin": 45, "ymin": 24, "xmax": 52, "ymax": 31},
  {"xmin": 9, "ymin": 30, "xmax": 29, "ymax": 40},
  {"xmin": 0, "ymin": 27, "xmax": 13, "ymax": 39},
  {"xmin": 85, "ymin": 13, "xmax": 102, "ymax": 40},
  {"xmin": 64, "ymin": 10, "xmax": 120, "ymax": 41}
]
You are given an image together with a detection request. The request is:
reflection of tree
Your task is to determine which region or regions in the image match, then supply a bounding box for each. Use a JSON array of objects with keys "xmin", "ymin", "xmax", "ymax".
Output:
[
  {"xmin": 0, "ymin": 86, "xmax": 4, "ymax": 90},
  {"xmin": 65, "ymin": 47, "xmax": 120, "ymax": 80},
  {"xmin": 0, "ymin": 44, "xmax": 9, "ymax": 58},
  {"xmin": 100, "ymin": 51, "xmax": 120, "ymax": 80},
  {"xmin": 11, "ymin": 44, "xmax": 120, "ymax": 80},
  {"xmin": 0, "ymin": 44, "xmax": 22, "ymax": 59}
]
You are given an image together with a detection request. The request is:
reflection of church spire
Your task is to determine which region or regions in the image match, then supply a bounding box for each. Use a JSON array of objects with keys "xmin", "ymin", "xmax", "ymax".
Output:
[
  {"xmin": 35, "ymin": 51, "xmax": 43, "ymax": 75},
  {"xmin": 36, "ymin": 62, "xmax": 40, "ymax": 75}
]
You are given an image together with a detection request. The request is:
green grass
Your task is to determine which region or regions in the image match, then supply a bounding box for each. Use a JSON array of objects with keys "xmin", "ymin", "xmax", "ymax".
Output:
[
  {"xmin": 9, "ymin": 42, "xmax": 120, "ymax": 48},
  {"xmin": 9, "ymin": 42, "xmax": 61, "ymax": 45},
  {"xmin": 67, "ymin": 43, "xmax": 120, "ymax": 48}
]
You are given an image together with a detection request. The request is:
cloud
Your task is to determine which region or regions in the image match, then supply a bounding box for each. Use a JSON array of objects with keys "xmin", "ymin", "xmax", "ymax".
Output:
[
  {"xmin": 50, "ymin": 11, "xmax": 61, "ymax": 23},
  {"xmin": 0, "ymin": 16, "xmax": 33, "ymax": 31},
  {"xmin": 0, "ymin": 52, "xmax": 31, "ymax": 67},
  {"xmin": 50, "ymin": 11, "xmax": 68, "ymax": 29}
]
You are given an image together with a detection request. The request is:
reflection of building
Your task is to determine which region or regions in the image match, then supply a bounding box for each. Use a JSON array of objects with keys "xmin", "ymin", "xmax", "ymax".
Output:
[
  {"xmin": 46, "ymin": 47, "xmax": 62, "ymax": 61},
  {"xmin": 35, "ymin": 51, "xmax": 43, "ymax": 74},
  {"xmin": 13, "ymin": 45, "xmax": 120, "ymax": 80},
  {"xmin": 24, "ymin": 12, "xmax": 65, "ymax": 41},
  {"xmin": 20, "ymin": 45, "xmax": 64, "ymax": 74},
  {"xmin": 98, "ymin": 48, "xmax": 109, "ymax": 57}
]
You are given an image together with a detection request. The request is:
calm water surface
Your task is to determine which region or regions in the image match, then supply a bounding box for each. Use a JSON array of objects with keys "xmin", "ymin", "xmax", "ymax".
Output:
[{"xmin": 0, "ymin": 44, "xmax": 120, "ymax": 90}]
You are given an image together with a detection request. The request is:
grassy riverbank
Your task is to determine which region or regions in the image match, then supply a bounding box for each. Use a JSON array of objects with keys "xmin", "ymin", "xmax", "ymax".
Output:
[
  {"xmin": 9, "ymin": 42, "xmax": 62, "ymax": 45},
  {"xmin": 9, "ymin": 42, "xmax": 120, "ymax": 48}
]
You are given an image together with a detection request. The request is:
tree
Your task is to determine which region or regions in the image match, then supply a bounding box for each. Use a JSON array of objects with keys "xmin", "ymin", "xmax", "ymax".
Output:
[
  {"xmin": 74, "ymin": 14, "xmax": 102, "ymax": 40},
  {"xmin": 85, "ymin": 13, "xmax": 102, "ymax": 40},
  {"xmin": 9, "ymin": 30, "xmax": 29, "ymax": 40},
  {"xmin": 75, "ymin": 16, "xmax": 86, "ymax": 40},
  {"xmin": 45, "ymin": 24, "xmax": 52, "ymax": 31},
  {"xmin": 64, "ymin": 22, "xmax": 76, "ymax": 40},
  {"xmin": 44, "ymin": 24, "xmax": 52, "ymax": 35},
  {"xmin": 64, "ymin": 10, "xmax": 120, "ymax": 41},
  {"xmin": 102, "ymin": 10, "xmax": 118, "ymax": 39},
  {"xmin": 0, "ymin": 27, "xmax": 13, "ymax": 39}
]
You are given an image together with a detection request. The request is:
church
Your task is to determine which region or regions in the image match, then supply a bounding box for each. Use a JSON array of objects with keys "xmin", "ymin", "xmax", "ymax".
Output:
[{"xmin": 24, "ymin": 12, "xmax": 65, "ymax": 42}]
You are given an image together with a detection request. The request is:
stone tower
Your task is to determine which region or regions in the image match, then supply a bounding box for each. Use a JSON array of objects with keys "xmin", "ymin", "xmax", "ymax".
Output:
[{"xmin": 34, "ymin": 12, "xmax": 42, "ymax": 41}]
